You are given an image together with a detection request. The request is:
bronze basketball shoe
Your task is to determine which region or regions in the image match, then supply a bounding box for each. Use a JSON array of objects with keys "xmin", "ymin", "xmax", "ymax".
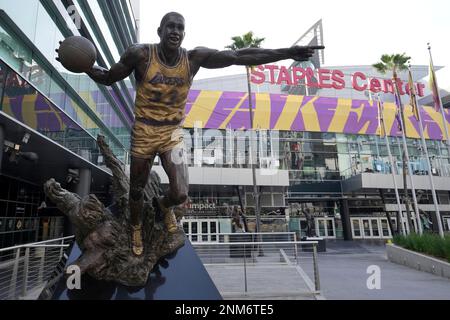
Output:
[
  {"xmin": 158, "ymin": 198, "xmax": 178, "ymax": 233},
  {"xmin": 131, "ymin": 224, "xmax": 143, "ymax": 256}
]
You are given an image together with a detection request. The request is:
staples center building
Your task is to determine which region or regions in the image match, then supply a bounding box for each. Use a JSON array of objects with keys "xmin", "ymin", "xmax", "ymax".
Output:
[
  {"xmin": 152, "ymin": 20, "xmax": 450, "ymax": 241},
  {"xmin": 1, "ymin": 9, "xmax": 449, "ymax": 247}
]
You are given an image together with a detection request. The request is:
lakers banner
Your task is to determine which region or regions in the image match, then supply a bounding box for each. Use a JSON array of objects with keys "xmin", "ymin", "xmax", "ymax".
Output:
[{"xmin": 183, "ymin": 90, "xmax": 450, "ymax": 140}]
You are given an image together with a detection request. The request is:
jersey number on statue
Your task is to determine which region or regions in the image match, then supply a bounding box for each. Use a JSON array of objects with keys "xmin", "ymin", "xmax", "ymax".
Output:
[{"xmin": 148, "ymin": 90, "xmax": 179, "ymax": 106}]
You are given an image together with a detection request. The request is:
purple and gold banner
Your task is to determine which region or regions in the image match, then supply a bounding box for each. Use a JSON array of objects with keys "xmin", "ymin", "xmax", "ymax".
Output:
[{"xmin": 183, "ymin": 90, "xmax": 450, "ymax": 140}]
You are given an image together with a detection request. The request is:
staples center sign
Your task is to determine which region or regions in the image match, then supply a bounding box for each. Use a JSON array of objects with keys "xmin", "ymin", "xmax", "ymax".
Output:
[{"xmin": 250, "ymin": 65, "xmax": 426, "ymax": 97}]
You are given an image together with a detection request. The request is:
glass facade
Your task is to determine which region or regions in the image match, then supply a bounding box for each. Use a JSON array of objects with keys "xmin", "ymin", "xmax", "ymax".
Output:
[
  {"xmin": 0, "ymin": 175, "xmax": 64, "ymax": 251},
  {"xmin": 0, "ymin": 60, "xmax": 101, "ymax": 163},
  {"xmin": 165, "ymin": 125, "xmax": 450, "ymax": 238},
  {"xmin": 176, "ymin": 128, "xmax": 450, "ymax": 184},
  {"xmin": 0, "ymin": 0, "xmax": 137, "ymax": 160},
  {"xmin": 0, "ymin": 0, "xmax": 138, "ymax": 248}
]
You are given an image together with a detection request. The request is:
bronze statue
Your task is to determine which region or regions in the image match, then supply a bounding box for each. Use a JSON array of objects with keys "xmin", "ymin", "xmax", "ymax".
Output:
[
  {"xmin": 82, "ymin": 12, "xmax": 323, "ymax": 256},
  {"xmin": 231, "ymin": 205, "xmax": 246, "ymax": 232},
  {"xmin": 44, "ymin": 136, "xmax": 185, "ymax": 286},
  {"xmin": 292, "ymin": 203, "xmax": 317, "ymax": 237},
  {"xmin": 301, "ymin": 203, "xmax": 317, "ymax": 238}
]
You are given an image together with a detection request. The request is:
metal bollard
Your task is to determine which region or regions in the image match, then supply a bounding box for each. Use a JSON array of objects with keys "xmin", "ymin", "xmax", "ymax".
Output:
[
  {"xmin": 59, "ymin": 238, "xmax": 65, "ymax": 260},
  {"xmin": 38, "ymin": 247, "xmax": 46, "ymax": 284},
  {"xmin": 22, "ymin": 247, "xmax": 30, "ymax": 297},
  {"xmin": 312, "ymin": 243, "xmax": 321, "ymax": 292},
  {"xmin": 294, "ymin": 233, "xmax": 299, "ymax": 265},
  {"xmin": 243, "ymin": 244, "xmax": 248, "ymax": 293},
  {"xmin": 8, "ymin": 248, "xmax": 21, "ymax": 299}
]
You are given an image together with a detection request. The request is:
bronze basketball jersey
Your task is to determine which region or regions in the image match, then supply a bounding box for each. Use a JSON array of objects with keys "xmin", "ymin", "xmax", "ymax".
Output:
[{"xmin": 134, "ymin": 44, "xmax": 191, "ymax": 123}]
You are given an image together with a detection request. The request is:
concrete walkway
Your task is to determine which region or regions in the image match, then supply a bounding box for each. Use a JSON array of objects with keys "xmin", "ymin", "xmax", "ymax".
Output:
[
  {"xmin": 205, "ymin": 264, "xmax": 316, "ymax": 300},
  {"xmin": 301, "ymin": 240, "xmax": 450, "ymax": 300}
]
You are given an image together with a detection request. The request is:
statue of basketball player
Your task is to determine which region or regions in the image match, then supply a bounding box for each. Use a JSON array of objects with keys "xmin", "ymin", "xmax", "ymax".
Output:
[{"xmin": 84, "ymin": 12, "xmax": 324, "ymax": 256}]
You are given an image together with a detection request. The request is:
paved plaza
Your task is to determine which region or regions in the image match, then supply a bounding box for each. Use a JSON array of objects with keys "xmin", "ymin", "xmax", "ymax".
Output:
[
  {"xmin": 301, "ymin": 240, "xmax": 450, "ymax": 300},
  {"xmin": 203, "ymin": 240, "xmax": 450, "ymax": 300}
]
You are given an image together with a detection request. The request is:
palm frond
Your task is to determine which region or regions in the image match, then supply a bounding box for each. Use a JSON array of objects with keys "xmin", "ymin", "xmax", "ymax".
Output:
[
  {"xmin": 374, "ymin": 52, "xmax": 411, "ymax": 75},
  {"xmin": 226, "ymin": 31, "xmax": 265, "ymax": 50},
  {"xmin": 373, "ymin": 62, "xmax": 387, "ymax": 74}
]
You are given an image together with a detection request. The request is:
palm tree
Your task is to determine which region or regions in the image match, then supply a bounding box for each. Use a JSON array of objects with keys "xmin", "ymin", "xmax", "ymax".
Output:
[
  {"xmin": 373, "ymin": 53, "xmax": 414, "ymax": 234},
  {"xmin": 226, "ymin": 32, "xmax": 265, "ymax": 239}
]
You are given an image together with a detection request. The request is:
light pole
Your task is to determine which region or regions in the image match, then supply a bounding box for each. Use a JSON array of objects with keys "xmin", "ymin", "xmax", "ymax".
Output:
[{"xmin": 245, "ymin": 66, "xmax": 263, "ymax": 255}]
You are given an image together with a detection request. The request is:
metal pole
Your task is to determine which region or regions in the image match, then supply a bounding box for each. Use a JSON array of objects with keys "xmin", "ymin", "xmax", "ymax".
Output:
[
  {"xmin": 415, "ymin": 104, "xmax": 440, "ymax": 236},
  {"xmin": 294, "ymin": 232, "xmax": 299, "ymax": 265},
  {"xmin": 409, "ymin": 64, "xmax": 441, "ymax": 235},
  {"xmin": 243, "ymin": 243, "xmax": 248, "ymax": 293},
  {"xmin": 428, "ymin": 44, "xmax": 450, "ymax": 158},
  {"xmin": 38, "ymin": 247, "xmax": 46, "ymax": 284},
  {"xmin": 378, "ymin": 95, "xmax": 404, "ymax": 235},
  {"xmin": 9, "ymin": 248, "xmax": 21, "ymax": 299},
  {"xmin": 312, "ymin": 243, "xmax": 320, "ymax": 292},
  {"xmin": 59, "ymin": 238, "xmax": 64, "ymax": 260},
  {"xmin": 22, "ymin": 247, "xmax": 30, "ymax": 297},
  {"xmin": 398, "ymin": 110, "xmax": 420, "ymax": 233},
  {"xmin": 246, "ymin": 67, "xmax": 263, "ymax": 254},
  {"xmin": 394, "ymin": 77, "xmax": 420, "ymax": 234}
]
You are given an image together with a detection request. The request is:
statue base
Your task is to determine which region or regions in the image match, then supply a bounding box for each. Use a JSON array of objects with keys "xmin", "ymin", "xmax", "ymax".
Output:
[
  {"xmin": 302, "ymin": 237, "xmax": 327, "ymax": 252},
  {"xmin": 50, "ymin": 240, "xmax": 222, "ymax": 300}
]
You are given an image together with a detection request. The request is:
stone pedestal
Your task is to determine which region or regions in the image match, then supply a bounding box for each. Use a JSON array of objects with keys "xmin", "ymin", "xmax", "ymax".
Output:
[
  {"xmin": 302, "ymin": 237, "xmax": 326, "ymax": 252},
  {"xmin": 50, "ymin": 240, "xmax": 222, "ymax": 300}
]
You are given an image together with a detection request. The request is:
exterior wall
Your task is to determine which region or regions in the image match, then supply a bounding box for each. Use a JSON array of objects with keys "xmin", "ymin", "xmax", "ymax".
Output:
[
  {"xmin": 343, "ymin": 173, "xmax": 450, "ymax": 192},
  {"xmin": 186, "ymin": 74, "xmax": 450, "ymax": 240},
  {"xmin": 151, "ymin": 166, "xmax": 289, "ymax": 187},
  {"xmin": 0, "ymin": 0, "xmax": 137, "ymax": 247},
  {"xmin": 0, "ymin": 0, "xmax": 136, "ymax": 160}
]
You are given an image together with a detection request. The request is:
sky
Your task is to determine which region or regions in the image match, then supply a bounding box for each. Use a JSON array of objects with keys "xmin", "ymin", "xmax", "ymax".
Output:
[{"xmin": 139, "ymin": 0, "xmax": 450, "ymax": 80}]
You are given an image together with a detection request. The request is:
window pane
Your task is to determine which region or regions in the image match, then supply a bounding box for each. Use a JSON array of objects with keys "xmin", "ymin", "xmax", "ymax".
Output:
[
  {"xmin": 363, "ymin": 219, "xmax": 371, "ymax": 237},
  {"xmin": 371, "ymin": 219, "xmax": 380, "ymax": 237},
  {"xmin": 327, "ymin": 219, "xmax": 334, "ymax": 237},
  {"xmin": 352, "ymin": 220, "xmax": 361, "ymax": 237},
  {"xmin": 48, "ymin": 76, "xmax": 66, "ymax": 108},
  {"xmin": 381, "ymin": 219, "xmax": 390, "ymax": 236},
  {"xmin": 34, "ymin": 3, "xmax": 57, "ymax": 62},
  {"xmin": 0, "ymin": 61, "xmax": 7, "ymax": 102},
  {"xmin": 30, "ymin": 54, "xmax": 51, "ymax": 96},
  {"xmin": 0, "ymin": 25, "xmax": 33, "ymax": 75},
  {"xmin": 318, "ymin": 220, "xmax": 326, "ymax": 237},
  {"xmin": 0, "ymin": 0, "xmax": 39, "ymax": 40}
]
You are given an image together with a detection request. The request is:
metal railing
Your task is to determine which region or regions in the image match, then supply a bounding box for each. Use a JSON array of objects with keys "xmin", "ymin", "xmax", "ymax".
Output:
[
  {"xmin": 186, "ymin": 232, "xmax": 296, "ymax": 244},
  {"xmin": 0, "ymin": 236, "xmax": 74, "ymax": 300},
  {"xmin": 191, "ymin": 235, "xmax": 321, "ymax": 299}
]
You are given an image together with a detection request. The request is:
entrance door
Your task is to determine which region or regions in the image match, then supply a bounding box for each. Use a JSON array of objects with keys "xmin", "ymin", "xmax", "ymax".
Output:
[
  {"xmin": 351, "ymin": 217, "xmax": 393, "ymax": 239},
  {"xmin": 315, "ymin": 218, "xmax": 336, "ymax": 239},
  {"xmin": 380, "ymin": 218, "xmax": 391, "ymax": 238},
  {"xmin": 351, "ymin": 218, "xmax": 362, "ymax": 238},
  {"xmin": 370, "ymin": 219, "xmax": 380, "ymax": 238},
  {"xmin": 182, "ymin": 219, "xmax": 219, "ymax": 243},
  {"xmin": 362, "ymin": 218, "xmax": 371, "ymax": 238}
]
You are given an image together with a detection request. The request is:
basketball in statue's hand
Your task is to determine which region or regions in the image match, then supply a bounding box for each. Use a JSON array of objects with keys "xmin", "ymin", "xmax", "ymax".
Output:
[{"xmin": 56, "ymin": 36, "xmax": 96, "ymax": 73}]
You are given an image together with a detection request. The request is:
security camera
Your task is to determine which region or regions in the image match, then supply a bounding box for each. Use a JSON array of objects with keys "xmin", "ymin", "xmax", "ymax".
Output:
[
  {"xmin": 66, "ymin": 168, "xmax": 80, "ymax": 184},
  {"xmin": 22, "ymin": 133, "xmax": 31, "ymax": 144}
]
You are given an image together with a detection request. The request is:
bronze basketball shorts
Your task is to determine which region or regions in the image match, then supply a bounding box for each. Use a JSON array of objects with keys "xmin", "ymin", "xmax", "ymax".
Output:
[{"xmin": 130, "ymin": 119, "xmax": 185, "ymax": 159}]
